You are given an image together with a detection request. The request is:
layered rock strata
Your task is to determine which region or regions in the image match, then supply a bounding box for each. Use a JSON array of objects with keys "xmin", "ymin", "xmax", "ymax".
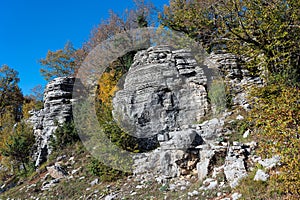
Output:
[{"xmin": 29, "ymin": 77, "xmax": 75, "ymax": 166}]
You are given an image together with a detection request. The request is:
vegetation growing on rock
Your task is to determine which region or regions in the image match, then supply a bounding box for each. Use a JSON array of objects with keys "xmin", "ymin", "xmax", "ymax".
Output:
[{"xmin": 0, "ymin": 0, "xmax": 299, "ymax": 199}]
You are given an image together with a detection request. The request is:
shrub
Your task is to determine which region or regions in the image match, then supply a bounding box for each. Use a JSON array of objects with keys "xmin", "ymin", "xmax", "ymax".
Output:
[
  {"xmin": 208, "ymin": 78, "xmax": 230, "ymax": 114},
  {"xmin": 249, "ymin": 83, "xmax": 300, "ymax": 197},
  {"xmin": 0, "ymin": 122, "xmax": 35, "ymax": 173},
  {"xmin": 50, "ymin": 121, "xmax": 80, "ymax": 150},
  {"xmin": 88, "ymin": 158, "xmax": 130, "ymax": 182}
]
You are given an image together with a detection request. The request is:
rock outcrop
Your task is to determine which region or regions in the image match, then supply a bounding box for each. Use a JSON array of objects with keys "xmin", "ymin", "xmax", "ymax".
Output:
[
  {"xmin": 29, "ymin": 77, "xmax": 75, "ymax": 166},
  {"xmin": 27, "ymin": 46, "xmax": 263, "ymax": 190},
  {"xmin": 113, "ymin": 46, "xmax": 262, "ymax": 186},
  {"xmin": 113, "ymin": 45, "xmax": 209, "ymax": 139},
  {"xmin": 206, "ymin": 52, "xmax": 263, "ymax": 110}
]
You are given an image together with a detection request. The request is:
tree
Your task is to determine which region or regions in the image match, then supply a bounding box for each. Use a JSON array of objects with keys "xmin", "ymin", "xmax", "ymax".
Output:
[
  {"xmin": 160, "ymin": 0, "xmax": 300, "ymax": 84},
  {"xmin": 249, "ymin": 84, "xmax": 300, "ymax": 196},
  {"xmin": 22, "ymin": 84, "xmax": 45, "ymax": 117},
  {"xmin": 0, "ymin": 65, "xmax": 23, "ymax": 122},
  {"xmin": 159, "ymin": 0, "xmax": 221, "ymax": 52},
  {"xmin": 39, "ymin": 41, "xmax": 77, "ymax": 81},
  {"xmin": 30, "ymin": 84, "xmax": 44, "ymax": 102},
  {"xmin": 0, "ymin": 122, "xmax": 35, "ymax": 172},
  {"xmin": 75, "ymin": 0, "xmax": 156, "ymax": 66}
]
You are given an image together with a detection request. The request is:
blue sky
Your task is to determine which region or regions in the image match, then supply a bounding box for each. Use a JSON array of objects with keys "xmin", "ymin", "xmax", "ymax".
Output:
[{"xmin": 0, "ymin": 0, "xmax": 169, "ymax": 95}]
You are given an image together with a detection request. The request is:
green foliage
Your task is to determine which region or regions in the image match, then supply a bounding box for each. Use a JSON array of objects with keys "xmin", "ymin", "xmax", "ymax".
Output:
[
  {"xmin": 39, "ymin": 41, "xmax": 77, "ymax": 81},
  {"xmin": 249, "ymin": 83, "xmax": 300, "ymax": 197},
  {"xmin": 22, "ymin": 96, "xmax": 43, "ymax": 119},
  {"xmin": 0, "ymin": 65, "xmax": 23, "ymax": 122},
  {"xmin": 235, "ymin": 168, "xmax": 281, "ymax": 199},
  {"xmin": 161, "ymin": 0, "xmax": 300, "ymax": 84},
  {"xmin": 96, "ymin": 103, "xmax": 139, "ymax": 153},
  {"xmin": 95, "ymin": 51, "xmax": 141, "ymax": 153},
  {"xmin": 208, "ymin": 78, "xmax": 227, "ymax": 115},
  {"xmin": 88, "ymin": 158, "xmax": 130, "ymax": 182},
  {"xmin": 159, "ymin": 0, "xmax": 221, "ymax": 52},
  {"xmin": 50, "ymin": 121, "xmax": 80, "ymax": 151},
  {"xmin": 0, "ymin": 122, "xmax": 35, "ymax": 173}
]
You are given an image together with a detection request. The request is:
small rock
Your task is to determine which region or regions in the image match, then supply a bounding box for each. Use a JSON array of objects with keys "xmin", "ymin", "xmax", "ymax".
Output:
[
  {"xmin": 46, "ymin": 164, "xmax": 68, "ymax": 179},
  {"xmin": 191, "ymin": 190, "xmax": 199, "ymax": 196},
  {"xmin": 200, "ymin": 178, "xmax": 218, "ymax": 190},
  {"xmin": 136, "ymin": 185, "xmax": 143, "ymax": 189},
  {"xmin": 236, "ymin": 115, "xmax": 244, "ymax": 120},
  {"xmin": 232, "ymin": 141, "xmax": 241, "ymax": 146},
  {"xmin": 90, "ymin": 178, "xmax": 99, "ymax": 186},
  {"xmin": 169, "ymin": 184, "xmax": 176, "ymax": 191},
  {"xmin": 41, "ymin": 179, "xmax": 60, "ymax": 190},
  {"xmin": 243, "ymin": 129, "xmax": 250, "ymax": 138},
  {"xmin": 26, "ymin": 184, "xmax": 36, "ymax": 190},
  {"xmin": 254, "ymin": 169, "xmax": 269, "ymax": 181},
  {"xmin": 131, "ymin": 192, "xmax": 137, "ymax": 196},
  {"xmin": 231, "ymin": 192, "xmax": 242, "ymax": 200},
  {"xmin": 56, "ymin": 155, "xmax": 66, "ymax": 162},
  {"xmin": 71, "ymin": 167, "xmax": 82, "ymax": 175},
  {"xmin": 258, "ymin": 155, "xmax": 281, "ymax": 169},
  {"xmin": 105, "ymin": 193, "xmax": 118, "ymax": 200},
  {"xmin": 180, "ymin": 186, "xmax": 187, "ymax": 191}
]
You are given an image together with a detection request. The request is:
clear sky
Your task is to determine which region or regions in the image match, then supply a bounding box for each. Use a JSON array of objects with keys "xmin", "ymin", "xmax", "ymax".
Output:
[{"xmin": 0, "ymin": 0, "xmax": 169, "ymax": 95}]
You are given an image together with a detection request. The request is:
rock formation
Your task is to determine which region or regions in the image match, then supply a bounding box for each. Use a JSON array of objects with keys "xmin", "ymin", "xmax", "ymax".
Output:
[
  {"xmin": 113, "ymin": 45, "xmax": 209, "ymax": 139},
  {"xmin": 27, "ymin": 46, "xmax": 263, "ymax": 190},
  {"xmin": 206, "ymin": 52, "xmax": 263, "ymax": 110},
  {"xmin": 29, "ymin": 77, "xmax": 76, "ymax": 166},
  {"xmin": 112, "ymin": 46, "xmax": 262, "ymax": 186}
]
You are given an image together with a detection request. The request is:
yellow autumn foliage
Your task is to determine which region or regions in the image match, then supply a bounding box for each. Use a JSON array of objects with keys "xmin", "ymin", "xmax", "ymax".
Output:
[{"xmin": 97, "ymin": 69, "xmax": 122, "ymax": 107}]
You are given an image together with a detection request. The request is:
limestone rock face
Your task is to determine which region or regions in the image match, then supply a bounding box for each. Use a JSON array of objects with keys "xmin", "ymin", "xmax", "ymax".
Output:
[
  {"xmin": 29, "ymin": 77, "xmax": 75, "ymax": 166},
  {"xmin": 206, "ymin": 52, "xmax": 263, "ymax": 110},
  {"xmin": 113, "ymin": 45, "xmax": 208, "ymax": 139}
]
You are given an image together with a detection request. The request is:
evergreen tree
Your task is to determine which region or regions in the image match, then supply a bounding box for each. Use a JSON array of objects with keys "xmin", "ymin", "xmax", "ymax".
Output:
[{"xmin": 0, "ymin": 65, "xmax": 23, "ymax": 123}]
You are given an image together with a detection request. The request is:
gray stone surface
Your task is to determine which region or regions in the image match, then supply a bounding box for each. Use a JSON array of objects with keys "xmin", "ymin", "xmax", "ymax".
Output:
[
  {"xmin": 258, "ymin": 155, "xmax": 281, "ymax": 169},
  {"xmin": 206, "ymin": 52, "xmax": 263, "ymax": 110},
  {"xmin": 224, "ymin": 145, "xmax": 248, "ymax": 188},
  {"xmin": 113, "ymin": 46, "xmax": 212, "ymax": 180},
  {"xmin": 113, "ymin": 46, "xmax": 208, "ymax": 139},
  {"xmin": 46, "ymin": 163, "xmax": 68, "ymax": 179},
  {"xmin": 197, "ymin": 147, "xmax": 215, "ymax": 181},
  {"xmin": 29, "ymin": 77, "xmax": 76, "ymax": 166},
  {"xmin": 254, "ymin": 169, "xmax": 269, "ymax": 181},
  {"xmin": 200, "ymin": 178, "xmax": 218, "ymax": 190},
  {"xmin": 128, "ymin": 46, "xmax": 259, "ymax": 186}
]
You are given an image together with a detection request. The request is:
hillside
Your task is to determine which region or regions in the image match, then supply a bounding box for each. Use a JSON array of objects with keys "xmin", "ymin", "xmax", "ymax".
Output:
[{"xmin": 0, "ymin": 0, "xmax": 299, "ymax": 199}]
